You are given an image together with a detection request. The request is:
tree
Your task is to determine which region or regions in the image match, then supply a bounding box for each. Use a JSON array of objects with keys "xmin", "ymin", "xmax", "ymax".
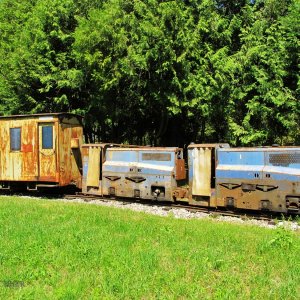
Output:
[
  {"xmin": 0, "ymin": 0, "xmax": 298, "ymax": 146},
  {"xmin": 227, "ymin": 0, "xmax": 299, "ymax": 145}
]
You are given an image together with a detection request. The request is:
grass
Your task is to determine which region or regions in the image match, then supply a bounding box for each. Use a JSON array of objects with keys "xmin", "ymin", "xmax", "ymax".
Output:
[{"xmin": 0, "ymin": 196, "xmax": 299, "ymax": 299}]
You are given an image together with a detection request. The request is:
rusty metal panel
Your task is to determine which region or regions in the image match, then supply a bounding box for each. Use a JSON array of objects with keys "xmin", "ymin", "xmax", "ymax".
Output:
[
  {"xmin": 173, "ymin": 187, "xmax": 189, "ymax": 201},
  {"xmin": 188, "ymin": 144, "xmax": 227, "ymax": 201},
  {"xmin": 86, "ymin": 147, "xmax": 101, "ymax": 187},
  {"xmin": 81, "ymin": 145, "xmax": 102, "ymax": 194},
  {"xmin": 71, "ymin": 138, "xmax": 80, "ymax": 149},
  {"xmin": 58, "ymin": 120, "xmax": 83, "ymax": 187},
  {"xmin": 175, "ymin": 158, "xmax": 186, "ymax": 180},
  {"xmin": 216, "ymin": 179, "xmax": 287, "ymax": 211},
  {"xmin": 192, "ymin": 148, "xmax": 212, "ymax": 196}
]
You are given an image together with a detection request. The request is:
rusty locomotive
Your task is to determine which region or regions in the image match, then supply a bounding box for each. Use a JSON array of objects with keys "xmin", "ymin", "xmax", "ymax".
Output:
[{"xmin": 0, "ymin": 113, "xmax": 299, "ymax": 214}]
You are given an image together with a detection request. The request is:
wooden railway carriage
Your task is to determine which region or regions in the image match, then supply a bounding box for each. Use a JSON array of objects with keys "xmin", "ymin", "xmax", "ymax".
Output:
[{"xmin": 0, "ymin": 113, "xmax": 83, "ymax": 190}]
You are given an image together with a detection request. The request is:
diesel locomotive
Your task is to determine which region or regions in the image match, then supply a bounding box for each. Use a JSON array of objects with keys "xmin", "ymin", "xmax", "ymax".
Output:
[
  {"xmin": 82, "ymin": 143, "xmax": 300, "ymax": 214},
  {"xmin": 0, "ymin": 113, "xmax": 299, "ymax": 214}
]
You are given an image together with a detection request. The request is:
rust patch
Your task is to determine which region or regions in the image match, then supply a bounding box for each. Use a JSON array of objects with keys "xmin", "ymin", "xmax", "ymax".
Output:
[
  {"xmin": 22, "ymin": 144, "xmax": 33, "ymax": 152},
  {"xmin": 175, "ymin": 158, "xmax": 186, "ymax": 180},
  {"xmin": 71, "ymin": 128, "xmax": 78, "ymax": 138},
  {"xmin": 173, "ymin": 187, "xmax": 188, "ymax": 199},
  {"xmin": 39, "ymin": 176, "xmax": 57, "ymax": 181}
]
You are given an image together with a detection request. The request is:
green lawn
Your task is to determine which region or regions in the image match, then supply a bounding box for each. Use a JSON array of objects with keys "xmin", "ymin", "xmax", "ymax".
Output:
[{"xmin": 0, "ymin": 196, "xmax": 299, "ymax": 299}]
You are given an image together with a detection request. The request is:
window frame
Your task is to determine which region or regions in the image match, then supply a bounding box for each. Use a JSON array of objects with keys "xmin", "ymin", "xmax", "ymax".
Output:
[
  {"xmin": 141, "ymin": 152, "xmax": 172, "ymax": 161},
  {"xmin": 41, "ymin": 125, "xmax": 54, "ymax": 150},
  {"xmin": 10, "ymin": 127, "xmax": 21, "ymax": 152}
]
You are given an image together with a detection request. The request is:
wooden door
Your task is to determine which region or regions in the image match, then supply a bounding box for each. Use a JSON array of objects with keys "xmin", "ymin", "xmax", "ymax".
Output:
[{"xmin": 38, "ymin": 123, "xmax": 56, "ymax": 181}]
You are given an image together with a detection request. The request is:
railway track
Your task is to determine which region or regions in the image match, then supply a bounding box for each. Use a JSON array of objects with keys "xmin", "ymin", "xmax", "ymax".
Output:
[
  {"xmin": 1, "ymin": 191, "xmax": 297, "ymax": 226},
  {"xmin": 63, "ymin": 193, "xmax": 284, "ymax": 224}
]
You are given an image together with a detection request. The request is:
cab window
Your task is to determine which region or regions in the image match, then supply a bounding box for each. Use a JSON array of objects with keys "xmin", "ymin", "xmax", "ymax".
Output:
[
  {"xmin": 10, "ymin": 128, "xmax": 21, "ymax": 151},
  {"xmin": 42, "ymin": 125, "xmax": 53, "ymax": 149}
]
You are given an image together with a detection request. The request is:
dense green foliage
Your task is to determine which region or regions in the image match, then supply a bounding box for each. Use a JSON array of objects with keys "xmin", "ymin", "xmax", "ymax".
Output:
[
  {"xmin": 0, "ymin": 197, "xmax": 299, "ymax": 299},
  {"xmin": 0, "ymin": 0, "xmax": 299, "ymax": 145}
]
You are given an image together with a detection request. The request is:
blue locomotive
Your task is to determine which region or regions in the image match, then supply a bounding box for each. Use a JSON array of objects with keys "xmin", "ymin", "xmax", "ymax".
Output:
[
  {"xmin": 81, "ymin": 144, "xmax": 186, "ymax": 201},
  {"xmin": 82, "ymin": 143, "xmax": 300, "ymax": 214},
  {"xmin": 216, "ymin": 146, "xmax": 300, "ymax": 213}
]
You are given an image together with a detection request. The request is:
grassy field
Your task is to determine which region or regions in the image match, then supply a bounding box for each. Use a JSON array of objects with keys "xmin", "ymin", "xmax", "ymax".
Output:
[{"xmin": 0, "ymin": 196, "xmax": 299, "ymax": 299}]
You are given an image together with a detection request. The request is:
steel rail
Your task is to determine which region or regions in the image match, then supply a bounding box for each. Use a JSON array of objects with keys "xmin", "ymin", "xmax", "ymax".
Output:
[{"xmin": 63, "ymin": 193, "xmax": 285, "ymax": 223}]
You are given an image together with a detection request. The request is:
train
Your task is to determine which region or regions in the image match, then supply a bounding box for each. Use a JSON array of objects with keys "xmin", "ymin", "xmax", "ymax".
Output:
[{"xmin": 0, "ymin": 113, "xmax": 299, "ymax": 214}]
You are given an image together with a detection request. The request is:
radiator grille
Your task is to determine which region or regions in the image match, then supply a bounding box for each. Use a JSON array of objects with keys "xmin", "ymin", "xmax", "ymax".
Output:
[{"xmin": 269, "ymin": 153, "xmax": 300, "ymax": 166}]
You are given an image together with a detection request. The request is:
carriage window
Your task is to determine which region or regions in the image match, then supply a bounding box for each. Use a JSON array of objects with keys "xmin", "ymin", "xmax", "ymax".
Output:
[
  {"xmin": 142, "ymin": 153, "xmax": 171, "ymax": 161},
  {"xmin": 10, "ymin": 128, "xmax": 21, "ymax": 151},
  {"xmin": 42, "ymin": 125, "xmax": 53, "ymax": 149}
]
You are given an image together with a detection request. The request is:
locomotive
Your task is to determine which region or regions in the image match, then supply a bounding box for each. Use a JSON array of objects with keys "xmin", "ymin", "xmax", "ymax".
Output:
[
  {"xmin": 0, "ymin": 113, "xmax": 299, "ymax": 214},
  {"xmin": 82, "ymin": 143, "xmax": 300, "ymax": 213}
]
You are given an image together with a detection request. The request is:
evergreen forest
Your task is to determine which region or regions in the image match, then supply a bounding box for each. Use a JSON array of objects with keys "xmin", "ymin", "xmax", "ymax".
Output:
[{"xmin": 0, "ymin": 0, "xmax": 299, "ymax": 146}]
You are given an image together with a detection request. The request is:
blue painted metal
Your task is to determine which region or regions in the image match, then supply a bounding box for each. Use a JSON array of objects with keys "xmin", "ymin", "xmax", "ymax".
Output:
[
  {"xmin": 216, "ymin": 147, "xmax": 300, "ymax": 212},
  {"xmin": 102, "ymin": 147, "xmax": 184, "ymax": 201},
  {"xmin": 216, "ymin": 148, "xmax": 300, "ymax": 182},
  {"xmin": 216, "ymin": 149, "xmax": 265, "ymax": 180}
]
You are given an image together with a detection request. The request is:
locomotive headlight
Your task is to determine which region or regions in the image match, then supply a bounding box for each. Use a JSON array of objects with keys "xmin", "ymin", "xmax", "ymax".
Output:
[
  {"xmin": 261, "ymin": 200, "xmax": 270, "ymax": 209},
  {"xmin": 153, "ymin": 189, "xmax": 160, "ymax": 196},
  {"xmin": 226, "ymin": 197, "xmax": 234, "ymax": 207},
  {"xmin": 153, "ymin": 189, "xmax": 161, "ymax": 200}
]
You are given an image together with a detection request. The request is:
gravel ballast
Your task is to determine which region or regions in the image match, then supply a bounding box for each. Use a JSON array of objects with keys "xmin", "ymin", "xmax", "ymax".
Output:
[{"xmin": 3, "ymin": 194, "xmax": 300, "ymax": 231}]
